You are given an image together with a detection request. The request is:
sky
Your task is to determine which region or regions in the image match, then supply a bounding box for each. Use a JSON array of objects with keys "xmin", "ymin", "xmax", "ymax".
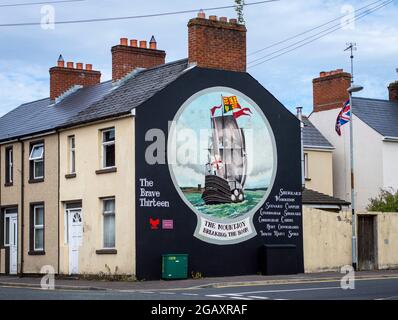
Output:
[{"xmin": 0, "ymin": 0, "xmax": 397, "ymax": 117}]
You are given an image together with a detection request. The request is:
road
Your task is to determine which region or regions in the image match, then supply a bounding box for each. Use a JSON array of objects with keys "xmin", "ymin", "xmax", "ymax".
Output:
[{"xmin": 0, "ymin": 277, "xmax": 398, "ymax": 300}]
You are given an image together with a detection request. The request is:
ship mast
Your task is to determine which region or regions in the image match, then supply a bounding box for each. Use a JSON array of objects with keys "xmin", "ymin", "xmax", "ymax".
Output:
[{"xmin": 221, "ymin": 95, "xmax": 228, "ymax": 180}]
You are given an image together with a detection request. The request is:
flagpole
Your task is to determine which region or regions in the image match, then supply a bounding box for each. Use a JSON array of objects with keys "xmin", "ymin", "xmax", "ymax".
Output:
[{"xmin": 348, "ymin": 84, "xmax": 364, "ymax": 271}]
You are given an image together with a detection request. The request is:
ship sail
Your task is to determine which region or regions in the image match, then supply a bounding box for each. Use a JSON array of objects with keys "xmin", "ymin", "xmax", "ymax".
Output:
[
  {"xmin": 211, "ymin": 115, "xmax": 247, "ymax": 188},
  {"xmin": 202, "ymin": 96, "xmax": 249, "ymax": 205}
]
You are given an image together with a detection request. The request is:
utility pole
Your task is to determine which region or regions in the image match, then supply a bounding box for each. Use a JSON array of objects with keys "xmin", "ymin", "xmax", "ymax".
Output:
[
  {"xmin": 345, "ymin": 42, "xmax": 363, "ymax": 271},
  {"xmin": 345, "ymin": 42, "xmax": 356, "ymax": 84}
]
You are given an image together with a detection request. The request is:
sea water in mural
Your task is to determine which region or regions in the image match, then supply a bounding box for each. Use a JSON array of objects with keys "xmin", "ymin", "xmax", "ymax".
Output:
[{"xmin": 168, "ymin": 88, "xmax": 277, "ymax": 245}]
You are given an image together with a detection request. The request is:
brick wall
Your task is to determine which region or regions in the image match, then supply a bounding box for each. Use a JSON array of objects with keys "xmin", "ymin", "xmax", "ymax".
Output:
[
  {"xmin": 111, "ymin": 38, "xmax": 166, "ymax": 81},
  {"xmin": 50, "ymin": 63, "xmax": 101, "ymax": 101},
  {"xmin": 313, "ymin": 69, "xmax": 352, "ymax": 112},
  {"xmin": 188, "ymin": 14, "xmax": 247, "ymax": 72},
  {"xmin": 388, "ymin": 81, "xmax": 398, "ymax": 101}
]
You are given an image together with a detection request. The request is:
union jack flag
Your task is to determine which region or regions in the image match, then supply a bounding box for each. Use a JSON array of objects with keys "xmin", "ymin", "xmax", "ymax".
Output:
[{"xmin": 335, "ymin": 99, "xmax": 351, "ymax": 136}]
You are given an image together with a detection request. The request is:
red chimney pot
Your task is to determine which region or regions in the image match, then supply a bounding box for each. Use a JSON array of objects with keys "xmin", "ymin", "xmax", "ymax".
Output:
[
  {"xmin": 120, "ymin": 38, "xmax": 128, "ymax": 46},
  {"xmin": 197, "ymin": 10, "xmax": 206, "ymax": 19}
]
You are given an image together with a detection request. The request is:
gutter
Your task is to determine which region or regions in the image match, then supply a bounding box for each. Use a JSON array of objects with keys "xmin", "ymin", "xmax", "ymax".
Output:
[
  {"xmin": 303, "ymin": 145, "xmax": 335, "ymax": 151},
  {"xmin": 383, "ymin": 136, "xmax": 398, "ymax": 142}
]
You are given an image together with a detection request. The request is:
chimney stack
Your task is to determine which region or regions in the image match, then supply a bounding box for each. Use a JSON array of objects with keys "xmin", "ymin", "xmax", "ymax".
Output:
[
  {"xmin": 388, "ymin": 81, "xmax": 398, "ymax": 101},
  {"xmin": 312, "ymin": 69, "xmax": 352, "ymax": 112},
  {"xmin": 188, "ymin": 11, "xmax": 247, "ymax": 72},
  {"xmin": 50, "ymin": 55, "xmax": 101, "ymax": 101},
  {"xmin": 111, "ymin": 36, "xmax": 166, "ymax": 81}
]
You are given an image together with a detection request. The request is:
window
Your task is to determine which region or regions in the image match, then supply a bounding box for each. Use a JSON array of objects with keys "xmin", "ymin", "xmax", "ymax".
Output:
[
  {"xmin": 304, "ymin": 153, "xmax": 309, "ymax": 179},
  {"xmin": 101, "ymin": 128, "xmax": 115, "ymax": 169},
  {"xmin": 68, "ymin": 136, "xmax": 76, "ymax": 174},
  {"xmin": 31, "ymin": 204, "xmax": 44, "ymax": 251},
  {"xmin": 5, "ymin": 146, "xmax": 13, "ymax": 184},
  {"xmin": 102, "ymin": 198, "xmax": 115, "ymax": 248},
  {"xmin": 29, "ymin": 143, "xmax": 44, "ymax": 180}
]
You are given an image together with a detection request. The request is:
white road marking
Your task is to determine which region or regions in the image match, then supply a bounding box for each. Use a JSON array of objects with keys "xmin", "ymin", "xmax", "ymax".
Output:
[
  {"xmin": 227, "ymin": 286, "xmax": 341, "ymax": 295},
  {"xmin": 141, "ymin": 291, "xmax": 155, "ymax": 294},
  {"xmin": 230, "ymin": 296, "xmax": 253, "ymax": 300},
  {"xmin": 181, "ymin": 293, "xmax": 199, "ymax": 296},
  {"xmin": 205, "ymin": 294, "xmax": 227, "ymax": 298},
  {"xmin": 159, "ymin": 292, "xmax": 176, "ymax": 295},
  {"xmin": 248, "ymin": 296, "xmax": 269, "ymax": 300},
  {"xmin": 375, "ymin": 295, "xmax": 398, "ymax": 300}
]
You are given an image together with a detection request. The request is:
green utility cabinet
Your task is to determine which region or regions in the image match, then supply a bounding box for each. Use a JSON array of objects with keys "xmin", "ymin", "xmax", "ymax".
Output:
[{"xmin": 162, "ymin": 254, "xmax": 188, "ymax": 280}]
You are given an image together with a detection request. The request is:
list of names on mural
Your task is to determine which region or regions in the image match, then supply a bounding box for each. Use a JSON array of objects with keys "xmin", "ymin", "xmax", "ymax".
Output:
[
  {"xmin": 139, "ymin": 178, "xmax": 170, "ymax": 208},
  {"xmin": 258, "ymin": 188, "xmax": 301, "ymax": 239}
]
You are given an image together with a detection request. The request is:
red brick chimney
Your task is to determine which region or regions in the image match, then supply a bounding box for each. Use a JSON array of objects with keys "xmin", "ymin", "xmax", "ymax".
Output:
[
  {"xmin": 388, "ymin": 81, "xmax": 398, "ymax": 101},
  {"xmin": 312, "ymin": 69, "xmax": 352, "ymax": 112},
  {"xmin": 111, "ymin": 36, "xmax": 166, "ymax": 81},
  {"xmin": 188, "ymin": 12, "xmax": 247, "ymax": 72},
  {"xmin": 49, "ymin": 55, "xmax": 101, "ymax": 101}
]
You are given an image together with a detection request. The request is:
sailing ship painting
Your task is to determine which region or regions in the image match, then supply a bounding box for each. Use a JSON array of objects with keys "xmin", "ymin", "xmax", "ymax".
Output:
[
  {"xmin": 168, "ymin": 89, "xmax": 276, "ymax": 221},
  {"xmin": 202, "ymin": 95, "xmax": 250, "ymax": 205}
]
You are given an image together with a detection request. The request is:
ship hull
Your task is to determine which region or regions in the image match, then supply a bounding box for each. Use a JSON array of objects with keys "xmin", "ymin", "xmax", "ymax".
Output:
[{"xmin": 202, "ymin": 175, "xmax": 244, "ymax": 205}]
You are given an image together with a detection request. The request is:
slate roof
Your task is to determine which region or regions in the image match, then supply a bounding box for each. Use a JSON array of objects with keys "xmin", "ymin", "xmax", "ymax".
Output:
[
  {"xmin": 302, "ymin": 116, "xmax": 334, "ymax": 149},
  {"xmin": 0, "ymin": 58, "xmax": 189, "ymax": 142},
  {"xmin": 352, "ymin": 97, "xmax": 398, "ymax": 138},
  {"xmin": 302, "ymin": 188, "xmax": 350, "ymax": 207},
  {"xmin": 65, "ymin": 58, "xmax": 189, "ymax": 126}
]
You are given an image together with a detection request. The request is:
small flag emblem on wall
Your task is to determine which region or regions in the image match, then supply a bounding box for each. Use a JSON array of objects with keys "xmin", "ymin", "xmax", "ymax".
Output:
[{"xmin": 162, "ymin": 220, "xmax": 174, "ymax": 230}]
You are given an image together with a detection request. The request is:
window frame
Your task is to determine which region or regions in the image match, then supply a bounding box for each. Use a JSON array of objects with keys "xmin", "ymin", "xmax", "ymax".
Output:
[
  {"xmin": 5, "ymin": 146, "xmax": 13, "ymax": 185},
  {"xmin": 68, "ymin": 135, "xmax": 76, "ymax": 174},
  {"xmin": 101, "ymin": 128, "xmax": 115, "ymax": 169},
  {"xmin": 30, "ymin": 203, "xmax": 45, "ymax": 253},
  {"xmin": 304, "ymin": 152, "xmax": 309, "ymax": 180},
  {"xmin": 29, "ymin": 142, "xmax": 45, "ymax": 181},
  {"xmin": 102, "ymin": 197, "xmax": 115, "ymax": 249}
]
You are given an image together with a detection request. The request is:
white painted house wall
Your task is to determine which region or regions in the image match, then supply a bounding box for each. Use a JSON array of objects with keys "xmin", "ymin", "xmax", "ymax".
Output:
[
  {"xmin": 310, "ymin": 109, "xmax": 384, "ymax": 212},
  {"xmin": 382, "ymin": 141, "xmax": 398, "ymax": 191}
]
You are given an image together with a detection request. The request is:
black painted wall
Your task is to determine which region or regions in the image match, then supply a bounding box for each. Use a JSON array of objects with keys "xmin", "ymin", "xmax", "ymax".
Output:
[{"xmin": 135, "ymin": 68, "xmax": 303, "ymax": 280}]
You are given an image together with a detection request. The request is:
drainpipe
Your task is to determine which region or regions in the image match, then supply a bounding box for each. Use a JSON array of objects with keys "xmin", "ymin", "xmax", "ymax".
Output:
[
  {"xmin": 57, "ymin": 132, "xmax": 60, "ymax": 275},
  {"xmin": 296, "ymin": 107, "xmax": 305, "ymax": 190},
  {"xmin": 19, "ymin": 140, "xmax": 24, "ymax": 277}
]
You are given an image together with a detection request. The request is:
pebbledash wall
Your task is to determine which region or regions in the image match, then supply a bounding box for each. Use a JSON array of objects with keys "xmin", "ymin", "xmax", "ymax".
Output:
[
  {"xmin": 302, "ymin": 208, "xmax": 398, "ymax": 272},
  {"xmin": 0, "ymin": 135, "xmax": 59, "ymax": 275}
]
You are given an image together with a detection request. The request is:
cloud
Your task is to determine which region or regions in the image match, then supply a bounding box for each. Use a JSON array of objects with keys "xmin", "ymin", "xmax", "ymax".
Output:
[{"xmin": 0, "ymin": 0, "xmax": 397, "ymax": 117}]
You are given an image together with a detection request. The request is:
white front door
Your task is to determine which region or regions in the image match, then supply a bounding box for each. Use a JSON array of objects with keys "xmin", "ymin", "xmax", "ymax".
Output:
[
  {"xmin": 68, "ymin": 209, "xmax": 83, "ymax": 275},
  {"xmin": 5, "ymin": 212, "xmax": 18, "ymax": 275}
]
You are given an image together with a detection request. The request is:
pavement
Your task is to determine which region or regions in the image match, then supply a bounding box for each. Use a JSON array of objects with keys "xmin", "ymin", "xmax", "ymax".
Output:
[{"xmin": 0, "ymin": 269, "xmax": 398, "ymax": 292}]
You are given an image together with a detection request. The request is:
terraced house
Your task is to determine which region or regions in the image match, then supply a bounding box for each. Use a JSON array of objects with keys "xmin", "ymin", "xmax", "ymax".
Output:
[{"xmin": 1, "ymin": 13, "xmax": 307, "ymax": 279}]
